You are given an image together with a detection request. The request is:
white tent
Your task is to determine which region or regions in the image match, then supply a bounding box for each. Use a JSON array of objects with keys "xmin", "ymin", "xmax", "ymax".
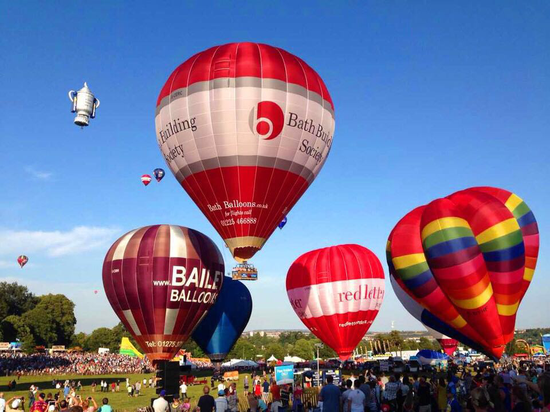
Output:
[
  {"xmin": 267, "ymin": 355, "xmax": 278, "ymax": 362},
  {"xmin": 221, "ymin": 359, "xmax": 258, "ymax": 368},
  {"xmin": 284, "ymin": 356, "xmax": 305, "ymax": 363}
]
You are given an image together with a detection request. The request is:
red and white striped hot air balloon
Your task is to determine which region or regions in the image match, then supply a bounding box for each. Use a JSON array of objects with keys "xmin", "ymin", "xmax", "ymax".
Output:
[
  {"xmin": 286, "ymin": 244, "xmax": 385, "ymax": 360},
  {"xmin": 141, "ymin": 174, "xmax": 152, "ymax": 186},
  {"xmin": 102, "ymin": 225, "xmax": 224, "ymax": 364},
  {"xmin": 155, "ymin": 42, "xmax": 335, "ymax": 263}
]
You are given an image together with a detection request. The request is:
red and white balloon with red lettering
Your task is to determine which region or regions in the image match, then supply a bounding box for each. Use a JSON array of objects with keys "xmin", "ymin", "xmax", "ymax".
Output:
[
  {"xmin": 286, "ymin": 244, "xmax": 385, "ymax": 360},
  {"xmin": 155, "ymin": 42, "xmax": 335, "ymax": 263}
]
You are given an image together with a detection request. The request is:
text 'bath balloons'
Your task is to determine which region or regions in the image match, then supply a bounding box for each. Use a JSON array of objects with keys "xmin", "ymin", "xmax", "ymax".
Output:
[
  {"xmin": 286, "ymin": 244, "xmax": 385, "ymax": 360},
  {"xmin": 102, "ymin": 225, "xmax": 224, "ymax": 363},
  {"xmin": 155, "ymin": 42, "xmax": 335, "ymax": 262},
  {"xmin": 192, "ymin": 277, "xmax": 252, "ymax": 363},
  {"xmin": 387, "ymin": 187, "xmax": 539, "ymax": 359}
]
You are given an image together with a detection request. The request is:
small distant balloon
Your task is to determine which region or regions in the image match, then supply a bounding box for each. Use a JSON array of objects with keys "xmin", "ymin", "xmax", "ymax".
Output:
[
  {"xmin": 153, "ymin": 168, "xmax": 165, "ymax": 182},
  {"xmin": 141, "ymin": 174, "xmax": 152, "ymax": 186},
  {"xmin": 94, "ymin": 290, "xmax": 98, "ymax": 294},
  {"xmin": 17, "ymin": 255, "xmax": 28, "ymax": 268},
  {"xmin": 278, "ymin": 217, "xmax": 287, "ymax": 230}
]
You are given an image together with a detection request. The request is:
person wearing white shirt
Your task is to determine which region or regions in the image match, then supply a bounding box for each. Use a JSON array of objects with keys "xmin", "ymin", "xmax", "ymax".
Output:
[
  {"xmin": 0, "ymin": 393, "xmax": 6, "ymax": 412},
  {"xmin": 152, "ymin": 391, "xmax": 169, "ymax": 412},
  {"xmin": 347, "ymin": 381, "xmax": 366, "ymax": 412},
  {"xmin": 217, "ymin": 383, "xmax": 225, "ymax": 393},
  {"xmin": 180, "ymin": 382, "xmax": 188, "ymax": 399}
]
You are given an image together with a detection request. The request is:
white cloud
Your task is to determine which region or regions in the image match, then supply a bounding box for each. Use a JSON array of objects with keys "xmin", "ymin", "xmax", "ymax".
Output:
[
  {"xmin": 24, "ymin": 166, "xmax": 53, "ymax": 181},
  {"xmin": 0, "ymin": 226, "xmax": 119, "ymax": 257},
  {"xmin": 0, "ymin": 260, "xmax": 17, "ymax": 268}
]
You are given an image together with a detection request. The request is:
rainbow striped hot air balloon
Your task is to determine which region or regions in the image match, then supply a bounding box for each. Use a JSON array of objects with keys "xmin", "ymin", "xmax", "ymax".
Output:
[{"xmin": 387, "ymin": 187, "xmax": 539, "ymax": 359}]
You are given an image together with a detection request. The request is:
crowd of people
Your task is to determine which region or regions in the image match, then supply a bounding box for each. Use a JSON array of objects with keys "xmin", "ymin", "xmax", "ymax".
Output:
[{"xmin": 0, "ymin": 352, "xmax": 152, "ymax": 376}]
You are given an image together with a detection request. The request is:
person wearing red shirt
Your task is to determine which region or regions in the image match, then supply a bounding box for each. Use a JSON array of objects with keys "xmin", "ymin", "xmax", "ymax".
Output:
[{"xmin": 30, "ymin": 393, "xmax": 47, "ymax": 412}]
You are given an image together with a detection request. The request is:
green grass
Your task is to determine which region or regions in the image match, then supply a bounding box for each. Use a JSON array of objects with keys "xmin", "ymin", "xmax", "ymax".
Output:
[{"xmin": 0, "ymin": 373, "xmax": 254, "ymax": 412}]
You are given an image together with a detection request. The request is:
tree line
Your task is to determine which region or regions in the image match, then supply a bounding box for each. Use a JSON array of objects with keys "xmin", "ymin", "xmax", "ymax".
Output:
[{"xmin": 1, "ymin": 282, "xmax": 547, "ymax": 358}]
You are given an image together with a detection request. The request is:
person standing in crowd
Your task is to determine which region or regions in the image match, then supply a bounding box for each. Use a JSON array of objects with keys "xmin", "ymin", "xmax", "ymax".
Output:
[
  {"xmin": 227, "ymin": 386, "xmax": 238, "ymax": 412},
  {"xmin": 248, "ymin": 393, "xmax": 259, "ymax": 412},
  {"xmin": 29, "ymin": 393, "xmax": 47, "ymax": 412},
  {"xmin": 293, "ymin": 382, "xmax": 303, "ymax": 412},
  {"xmin": 81, "ymin": 397, "xmax": 98, "ymax": 412},
  {"xmin": 180, "ymin": 381, "xmax": 188, "ymax": 400},
  {"xmin": 97, "ymin": 398, "xmax": 112, "ymax": 412},
  {"xmin": 153, "ymin": 391, "xmax": 169, "ymax": 412},
  {"xmin": 270, "ymin": 382, "xmax": 280, "ymax": 404},
  {"xmin": 416, "ymin": 377, "xmax": 432, "ymax": 412},
  {"xmin": 244, "ymin": 376, "xmax": 250, "ymax": 396},
  {"xmin": 182, "ymin": 398, "xmax": 191, "ymax": 412},
  {"xmin": 342, "ymin": 380, "xmax": 354, "ymax": 412},
  {"xmin": 198, "ymin": 386, "xmax": 216, "ymax": 412},
  {"xmin": 262, "ymin": 379, "xmax": 270, "ymax": 403},
  {"xmin": 28, "ymin": 387, "xmax": 35, "ymax": 409},
  {"xmin": 0, "ymin": 393, "xmax": 5, "ymax": 412},
  {"xmin": 446, "ymin": 390, "xmax": 462, "ymax": 412},
  {"xmin": 280, "ymin": 385, "xmax": 291, "ymax": 411},
  {"xmin": 169, "ymin": 395, "xmax": 182, "ymax": 412},
  {"xmin": 319, "ymin": 375, "xmax": 341, "ymax": 412},
  {"xmin": 215, "ymin": 390, "xmax": 228, "ymax": 412},
  {"xmin": 437, "ymin": 379, "xmax": 447, "ymax": 412},
  {"xmin": 347, "ymin": 380, "xmax": 366, "ymax": 412},
  {"xmin": 135, "ymin": 381, "xmax": 141, "ymax": 397},
  {"xmin": 383, "ymin": 375, "xmax": 400, "ymax": 411},
  {"xmin": 470, "ymin": 387, "xmax": 493, "ymax": 412}
]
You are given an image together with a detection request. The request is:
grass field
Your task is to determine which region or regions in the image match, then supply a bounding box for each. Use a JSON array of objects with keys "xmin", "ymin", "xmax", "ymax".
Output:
[{"xmin": 0, "ymin": 373, "xmax": 255, "ymax": 412}]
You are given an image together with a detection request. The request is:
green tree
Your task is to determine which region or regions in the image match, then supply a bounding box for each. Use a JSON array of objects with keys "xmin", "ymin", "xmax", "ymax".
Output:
[
  {"xmin": 293, "ymin": 339, "xmax": 313, "ymax": 360},
  {"xmin": 228, "ymin": 339, "xmax": 258, "ymax": 360},
  {"xmin": 264, "ymin": 343, "xmax": 285, "ymax": 360},
  {"xmin": 418, "ymin": 337, "xmax": 435, "ymax": 350},
  {"xmin": 24, "ymin": 294, "xmax": 76, "ymax": 346},
  {"xmin": 0, "ymin": 282, "xmax": 38, "ymax": 320},
  {"xmin": 71, "ymin": 332, "xmax": 87, "ymax": 349},
  {"xmin": 21, "ymin": 334, "xmax": 36, "ymax": 354},
  {"xmin": 2, "ymin": 315, "xmax": 31, "ymax": 342},
  {"xmin": 85, "ymin": 327, "xmax": 119, "ymax": 352}
]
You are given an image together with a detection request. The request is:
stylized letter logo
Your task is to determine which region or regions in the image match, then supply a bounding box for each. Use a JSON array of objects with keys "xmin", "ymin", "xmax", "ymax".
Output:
[{"xmin": 250, "ymin": 101, "xmax": 284, "ymax": 140}]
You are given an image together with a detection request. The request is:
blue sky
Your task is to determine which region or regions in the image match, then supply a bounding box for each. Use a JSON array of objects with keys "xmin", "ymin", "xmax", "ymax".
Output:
[{"xmin": 0, "ymin": 1, "xmax": 548, "ymax": 334}]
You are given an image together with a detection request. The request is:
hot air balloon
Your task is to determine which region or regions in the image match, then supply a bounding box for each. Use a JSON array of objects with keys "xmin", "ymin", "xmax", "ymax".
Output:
[
  {"xmin": 154, "ymin": 168, "xmax": 165, "ymax": 182},
  {"xmin": 155, "ymin": 42, "xmax": 335, "ymax": 263},
  {"xmin": 278, "ymin": 217, "xmax": 288, "ymax": 230},
  {"xmin": 427, "ymin": 328, "xmax": 458, "ymax": 357},
  {"xmin": 141, "ymin": 174, "xmax": 152, "ymax": 186},
  {"xmin": 416, "ymin": 350, "xmax": 450, "ymax": 366},
  {"xmin": 286, "ymin": 244, "xmax": 384, "ymax": 360},
  {"xmin": 192, "ymin": 277, "xmax": 252, "ymax": 365},
  {"xmin": 387, "ymin": 187, "xmax": 539, "ymax": 359},
  {"xmin": 17, "ymin": 255, "xmax": 28, "ymax": 268},
  {"xmin": 102, "ymin": 225, "xmax": 224, "ymax": 363},
  {"xmin": 94, "ymin": 290, "xmax": 98, "ymax": 294}
]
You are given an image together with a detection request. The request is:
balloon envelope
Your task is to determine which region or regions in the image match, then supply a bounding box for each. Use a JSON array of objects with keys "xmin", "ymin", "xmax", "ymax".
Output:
[
  {"xmin": 156, "ymin": 42, "xmax": 335, "ymax": 262},
  {"xmin": 154, "ymin": 168, "xmax": 165, "ymax": 182},
  {"xmin": 286, "ymin": 244, "xmax": 384, "ymax": 360},
  {"xmin": 192, "ymin": 277, "xmax": 252, "ymax": 362},
  {"xmin": 102, "ymin": 225, "xmax": 224, "ymax": 363},
  {"xmin": 416, "ymin": 349, "xmax": 449, "ymax": 365},
  {"xmin": 387, "ymin": 187, "xmax": 539, "ymax": 359},
  {"xmin": 141, "ymin": 174, "xmax": 152, "ymax": 186},
  {"xmin": 17, "ymin": 255, "xmax": 28, "ymax": 268}
]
